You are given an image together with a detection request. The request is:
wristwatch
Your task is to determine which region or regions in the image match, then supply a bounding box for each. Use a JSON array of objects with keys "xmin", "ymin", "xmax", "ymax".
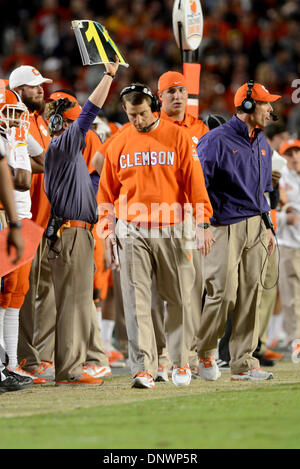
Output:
[
  {"xmin": 9, "ymin": 221, "xmax": 22, "ymax": 229},
  {"xmin": 103, "ymin": 71, "xmax": 115, "ymax": 79},
  {"xmin": 197, "ymin": 223, "xmax": 210, "ymax": 229}
]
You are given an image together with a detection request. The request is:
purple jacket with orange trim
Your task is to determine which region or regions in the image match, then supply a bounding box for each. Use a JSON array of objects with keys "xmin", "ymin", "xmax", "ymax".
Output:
[{"xmin": 196, "ymin": 115, "xmax": 273, "ymax": 226}]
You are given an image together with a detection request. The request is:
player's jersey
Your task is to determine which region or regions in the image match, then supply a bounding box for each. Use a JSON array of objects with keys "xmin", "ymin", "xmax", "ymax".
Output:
[
  {"xmin": 160, "ymin": 109, "xmax": 209, "ymax": 145},
  {"xmin": 0, "ymin": 133, "xmax": 31, "ymax": 220},
  {"xmin": 99, "ymin": 118, "xmax": 213, "ymax": 235}
]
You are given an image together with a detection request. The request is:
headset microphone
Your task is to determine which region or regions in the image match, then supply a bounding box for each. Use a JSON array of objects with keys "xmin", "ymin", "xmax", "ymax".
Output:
[
  {"xmin": 140, "ymin": 116, "xmax": 160, "ymax": 133},
  {"xmin": 270, "ymin": 112, "xmax": 279, "ymax": 121}
]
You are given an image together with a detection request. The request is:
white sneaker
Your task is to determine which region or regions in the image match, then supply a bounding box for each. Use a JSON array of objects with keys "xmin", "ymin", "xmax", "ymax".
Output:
[
  {"xmin": 34, "ymin": 361, "xmax": 55, "ymax": 381},
  {"xmin": 155, "ymin": 366, "xmax": 169, "ymax": 382},
  {"xmin": 12, "ymin": 365, "xmax": 46, "ymax": 385},
  {"xmin": 231, "ymin": 367, "xmax": 274, "ymax": 381},
  {"xmin": 132, "ymin": 372, "xmax": 155, "ymax": 389},
  {"xmin": 83, "ymin": 364, "xmax": 112, "ymax": 378},
  {"xmin": 190, "ymin": 365, "xmax": 201, "ymax": 379},
  {"xmin": 172, "ymin": 364, "xmax": 191, "ymax": 386},
  {"xmin": 199, "ymin": 357, "xmax": 221, "ymax": 381}
]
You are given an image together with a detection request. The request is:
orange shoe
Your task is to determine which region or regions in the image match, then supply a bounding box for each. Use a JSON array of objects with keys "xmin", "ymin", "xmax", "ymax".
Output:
[
  {"xmin": 131, "ymin": 372, "xmax": 155, "ymax": 389},
  {"xmin": 105, "ymin": 346, "xmax": 124, "ymax": 363},
  {"xmin": 14, "ymin": 360, "xmax": 47, "ymax": 385},
  {"xmin": 263, "ymin": 349, "xmax": 284, "ymax": 361},
  {"xmin": 155, "ymin": 365, "xmax": 169, "ymax": 382},
  {"xmin": 55, "ymin": 372, "xmax": 104, "ymax": 386},
  {"xmin": 32, "ymin": 360, "xmax": 55, "ymax": 381},
  {"xmin": 82, "ymin": 364, "xmax": 112, "ymax": 378}
]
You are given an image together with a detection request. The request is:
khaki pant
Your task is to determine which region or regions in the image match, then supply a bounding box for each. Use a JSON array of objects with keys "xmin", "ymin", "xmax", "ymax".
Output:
[
  {"xmin": 17, "ymin": 234, "xmax": 56, "ymax": 370},
  {"xmin": 48, "ymin": 228, "xmax": 108, "ymax": 381},
  {"xmin": 151, "ymin": 249, "xmax": 203, "ymax": 369},
  {"xmin": 197, "ymin": 216, "xmax": 267, "ymax": 374},
  {"xmin": 278, "ymin": 245, "xmax": 300, "ymax": 346},
  {"xmin": 151, "ymin": 278, "xmax": 172, "ymax": 369},
  {"xmin": 112, "ymin": 270, "xmax": 128, "ymax": 359},
  {"xmin": 116, "ymin": 220, "xmax": 195, "ymax": 379}
]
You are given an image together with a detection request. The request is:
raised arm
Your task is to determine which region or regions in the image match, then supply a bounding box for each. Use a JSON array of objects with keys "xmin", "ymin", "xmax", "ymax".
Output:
[{"xmin": 88, "ymin": 58, "xmax": 120, "ymax": 108}]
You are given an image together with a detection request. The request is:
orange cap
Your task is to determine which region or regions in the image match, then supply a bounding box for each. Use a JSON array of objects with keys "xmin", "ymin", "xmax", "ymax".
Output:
[
  {"xmin": 279, "ymin": 138, "xmax": 300, "ymax": 155},
  {"xmin": 158, "ymin": 71, "xmax": 187, "ymax": 93},
  {"xmin": 234, "ymin": 82, "xmax": 281, "ymax": 107},
  {"xmin": 49, "ymin": 91, "xmax": 82, "ymax": 120}
]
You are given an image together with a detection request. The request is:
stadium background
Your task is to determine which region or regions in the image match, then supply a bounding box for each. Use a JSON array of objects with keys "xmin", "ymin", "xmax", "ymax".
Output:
[{"xmin": 1, "ymin": 0, "xmax": 300, "ymax": 132}]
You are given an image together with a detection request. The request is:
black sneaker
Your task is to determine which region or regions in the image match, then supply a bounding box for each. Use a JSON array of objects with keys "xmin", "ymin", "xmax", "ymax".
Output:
[
  {"xmin": 216, "ymin": 358, "xmax": 230, "ymax": 370},
  {"xmin": 0, "ymin": 368, "xmax": 33, "ymax": 394}
]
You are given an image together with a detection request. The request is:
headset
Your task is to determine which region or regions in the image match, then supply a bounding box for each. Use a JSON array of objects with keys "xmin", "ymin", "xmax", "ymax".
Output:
[
  {"xmin": 241, "ymin": 80, "xmax": 256, "ymax": 114},
  {"xmin": 241, "ymin": 80, "xmax": 278, "ymax": 121},
  {"xmin": 120, "ymin": 85, "xmax": 161, "ymax": 133},
  {"xmin": 48, "ymin": 98, "xmax": 73, "ymax": 134},
  {"xmin": 120, "ymin": 84, "xmax": 161, "ymax": 113}
]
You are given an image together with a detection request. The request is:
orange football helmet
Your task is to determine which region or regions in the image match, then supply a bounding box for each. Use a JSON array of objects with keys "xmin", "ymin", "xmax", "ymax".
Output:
[{"xmin": 0, "ymin": 89, "xmax": 29, "ymax": 135}]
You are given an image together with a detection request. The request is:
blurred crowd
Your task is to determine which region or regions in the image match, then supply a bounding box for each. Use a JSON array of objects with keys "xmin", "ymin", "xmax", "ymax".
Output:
[{"xmin": 1, "ymin": 0, "xmax": 300, "ymax": 131}]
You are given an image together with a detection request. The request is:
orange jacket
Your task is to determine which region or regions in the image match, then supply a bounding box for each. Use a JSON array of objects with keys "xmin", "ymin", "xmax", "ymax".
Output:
[
  {"xmin": 28, "ymin": 111, "xmax": 51, "ymax": 230},
  {"xmin": 160, "ymin": 109, "xmax": 209, "ymax": 143},
  {"xmin": 99, "ymin": 119, "xmax": 213, "ymax": 236},
  {"xmin": 97, "ymin": 122, "xmax": 130, "ymax": 156}
]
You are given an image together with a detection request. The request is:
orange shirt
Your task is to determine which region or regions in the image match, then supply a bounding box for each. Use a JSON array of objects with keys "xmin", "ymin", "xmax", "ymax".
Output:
[
  {"xmin": 160, "ymin": 110, "xmax": 209, "ymax": 206},
  {"xmin": 82, "ymin": 129, "xmax": 102, "ymax": 174},
  {"xmin": 99, "ymin": 119, "xmax": 213, "ymax": 237},
  {"xmin": 28, "ymin": 111, "xmax": 51, "ymax": 230},
  {"xmin": 97, "ymin": 122, "xmax": 130, "ymax": 156},
  {"xmin": 160, "ymin": 109, "xmax": 209, "ymax": 144},
  {"xmin": 108, "ymin": 122, "xmax": 121, "ymax": 135}
]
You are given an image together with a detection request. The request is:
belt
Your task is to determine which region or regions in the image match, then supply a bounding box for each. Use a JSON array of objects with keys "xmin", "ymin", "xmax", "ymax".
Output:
[{"xmin": 60, "ymin": 220, "xmax": 94, "ymax": 232}]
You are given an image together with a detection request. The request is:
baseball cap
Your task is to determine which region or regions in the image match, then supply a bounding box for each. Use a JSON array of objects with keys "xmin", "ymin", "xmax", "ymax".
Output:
[
  {"xmin": 9, "ymin": 65, "xmax": 53, "ymax": 89},
  {"xmin": 158, "ymin": 71, "xmax": 188, "ymax": 93},
  {"xmin": 234, "ymin": 82, "xmax": 281, "ymax": 107},
  {"xmin": 49, "ymin": 90, "xmax": 82, "ymax": 120},
  {"xmin": 279, "ymin": 138, "xmax": 300, "ymax": 155}
]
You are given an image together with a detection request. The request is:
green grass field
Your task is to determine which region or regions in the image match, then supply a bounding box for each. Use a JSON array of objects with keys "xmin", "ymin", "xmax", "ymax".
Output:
[{"xmin": 1, "ymin": 361, "xmax": 300, "ymax": 449}]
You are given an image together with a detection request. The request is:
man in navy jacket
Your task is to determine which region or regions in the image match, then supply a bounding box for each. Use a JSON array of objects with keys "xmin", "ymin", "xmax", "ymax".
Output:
[{"xmin": 196, "ymin": 81, "xmax": 281, "ymax": 381}]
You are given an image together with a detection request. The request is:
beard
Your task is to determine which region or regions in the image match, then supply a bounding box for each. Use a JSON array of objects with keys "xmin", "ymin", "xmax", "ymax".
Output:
[{"xmin": 21, "ymin": 94, "xmax": 45, "ymax": 113}]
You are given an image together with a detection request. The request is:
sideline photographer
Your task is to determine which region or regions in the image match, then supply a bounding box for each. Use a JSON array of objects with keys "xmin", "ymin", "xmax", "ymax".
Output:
[{"xmin": 43, "ymin": 57, "xmax": 120, "ymax": 386}]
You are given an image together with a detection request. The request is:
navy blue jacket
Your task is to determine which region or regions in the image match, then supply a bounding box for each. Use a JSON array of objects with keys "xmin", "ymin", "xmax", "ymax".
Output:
[
  {"xmin": 196, "ymin": 115, "xmax": 273, "ymax": 225},
  {"xmin": 44, "ymin": 100, "xmax": 100, "ymax": 224}
]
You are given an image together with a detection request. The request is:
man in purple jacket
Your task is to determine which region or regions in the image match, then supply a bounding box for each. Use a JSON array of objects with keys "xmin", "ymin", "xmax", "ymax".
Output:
[
  {"xmin": 196, "ymin": 81, "xmax": 281, "ymax": 381},
  {"xmin": 44, "ymin": 58, "xmax": 119, "ymax": 386}
]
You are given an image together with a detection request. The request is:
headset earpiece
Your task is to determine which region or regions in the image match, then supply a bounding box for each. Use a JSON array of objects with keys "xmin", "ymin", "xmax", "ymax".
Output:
[
  {"xmin": 49, "ymin": 113, "xmax": 64, "ymax": 133},
  {"xmin": 241, "ymin": 80, "xmax": 256, "ymax": 114},
  {"xmin": 120, "ymin": 85, "xmax": 161, "ymax": 113},
  {"xmin": 48, "ymin": 98, "xmax": 72, "ymax": 133}
]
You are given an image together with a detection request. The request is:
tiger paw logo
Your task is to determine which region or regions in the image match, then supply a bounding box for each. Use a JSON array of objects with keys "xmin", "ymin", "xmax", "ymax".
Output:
[{"xmin": 190, "ymin": 0, "xmax": 197, "ymax": 14}]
